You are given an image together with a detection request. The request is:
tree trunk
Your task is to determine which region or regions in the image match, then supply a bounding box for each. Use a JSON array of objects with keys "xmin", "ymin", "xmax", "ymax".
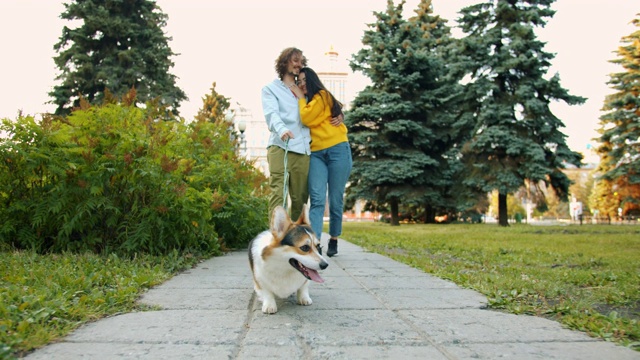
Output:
[
  {"xmin": 390, "ymin": 199, "xmax": 400, "ymax": 226},
  {"xmin": 424, "ymin": 203, "xmax": 436, "ymax": 224},
  {"xmin": 498, "ymin": 192, "xmax": 509, "ymax": 227}
]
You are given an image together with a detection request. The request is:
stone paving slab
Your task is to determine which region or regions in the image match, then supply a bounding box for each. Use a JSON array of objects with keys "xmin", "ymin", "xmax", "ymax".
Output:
[
  {"xmin": 155, "ymin": 274, "xmax": 252, "ymax": 289},
  {"xmin": 237, "ymin": 344, "xmax": 449, "ymax": 360},
  {"xmin": 139, "ymin": 288, "xmax": 252, "ymax": 310},
  {"xmin": 403, "ymin": 309, "xmax": 591, "ymax": 344},
  {"xmin": 64, "ymin": 310, "xmax": 245, "ymax": 344},
  {"xmin": 24, "ymin": 342, "xmax": 236, "ymax": 360},
  {"xmin": 371, "ymin": 288, "xmax": 487, "ymax": 309},
  {"xmin": 245, "ymin": 308, "xmax": 425, "ymax": 346},
  {"xmin": 351, "ymin": 273, "xmax": 461, "ymax": 290},
  {"xmin": 443, "ymin": 341, "xmax": 640, "ymax": 360}
]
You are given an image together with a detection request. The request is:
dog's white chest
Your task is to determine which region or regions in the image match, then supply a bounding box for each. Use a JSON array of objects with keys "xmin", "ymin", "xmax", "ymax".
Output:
[
  {"xmin": 256, "ymin": 264, "xmax": 308, "ymax": 298},
  {"xmin": 251, "ymin": 233, "xmax": 308, "ymax": 298}
]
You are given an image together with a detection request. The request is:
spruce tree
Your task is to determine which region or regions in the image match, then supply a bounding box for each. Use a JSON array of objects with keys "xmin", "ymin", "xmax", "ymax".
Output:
[
  {"xmin": 594, "ymin": 14, "xmax": 640, "ymax": 216},
  {"xmin": 49, "ymin": 0, "xmax": 186, "ymax": 115},
  {"xmin": 456, "ymin": 0, "xmax": 584, "ymax": 226},
  {"xmin": 347, "ymin": 0, "xmax": 467, "ymax": 225},
  {"xmin": 409, "ymin": 0, "xmax": 479, "ymax": 223}
]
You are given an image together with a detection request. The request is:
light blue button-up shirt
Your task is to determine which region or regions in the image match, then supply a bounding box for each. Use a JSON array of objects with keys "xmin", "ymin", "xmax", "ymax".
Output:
[{"xmin": 261, "ymin": 79, "xmax": 311, "ymax": 155}]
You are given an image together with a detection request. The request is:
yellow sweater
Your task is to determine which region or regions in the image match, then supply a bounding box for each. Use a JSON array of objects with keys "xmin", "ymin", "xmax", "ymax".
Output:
[{"xmin": 299, "ymin": 90, "xmax": 348, "ymax": 151}]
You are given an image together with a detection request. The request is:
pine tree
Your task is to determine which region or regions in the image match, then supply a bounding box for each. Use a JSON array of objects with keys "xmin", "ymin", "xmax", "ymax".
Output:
[
  {"xmin": 347, "ymin": 0, "xmax": 467, "ymax": 225},
  {"xmin": 456, "ymin": 0, "xmax": 584, "ymax": 226},
  {"xmin": 594, "ymin": 14, "xmax": 640, "ymax": 216},
  {"xmin": 49, "ymin": 0, "xmax": 186, "ymax": 115}
]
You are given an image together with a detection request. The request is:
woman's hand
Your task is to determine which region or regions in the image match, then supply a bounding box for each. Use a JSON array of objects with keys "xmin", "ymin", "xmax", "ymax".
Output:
[
  {"xmin": 289, "ymin": 83, "xmax": 304, "ymax": 99},
  {"xmin": 330, "ymin": 113, "xmax": 344, "ymax": 127}
]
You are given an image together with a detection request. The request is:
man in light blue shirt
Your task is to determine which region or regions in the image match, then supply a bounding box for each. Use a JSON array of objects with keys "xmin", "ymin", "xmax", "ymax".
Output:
[{"xmin": 262, "ymin": 47, "xmax": 311, "ymax": 221}]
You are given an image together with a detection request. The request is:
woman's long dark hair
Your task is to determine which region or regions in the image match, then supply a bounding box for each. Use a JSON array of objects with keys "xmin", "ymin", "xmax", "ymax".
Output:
[{"xmin": 300, "ymin": 67, "xmax": 342, "ymax": 117}]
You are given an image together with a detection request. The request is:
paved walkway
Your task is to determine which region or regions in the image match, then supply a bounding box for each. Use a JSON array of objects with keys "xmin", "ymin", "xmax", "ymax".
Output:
[{"xmin": 26, "ymin": 236, "xmax": 639, "ymax": 359}]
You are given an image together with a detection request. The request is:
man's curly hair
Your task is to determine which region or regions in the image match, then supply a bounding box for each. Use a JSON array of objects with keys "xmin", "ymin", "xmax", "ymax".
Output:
[{"xmin": 275, "ymin": 47, "xmax": 307, "ymax": 79}]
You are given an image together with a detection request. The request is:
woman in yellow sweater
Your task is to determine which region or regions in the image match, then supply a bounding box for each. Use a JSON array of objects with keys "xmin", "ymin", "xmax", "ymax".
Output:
[{"xmin": 291, "ymin": 67, "xmax": 352, "ymax": 257}]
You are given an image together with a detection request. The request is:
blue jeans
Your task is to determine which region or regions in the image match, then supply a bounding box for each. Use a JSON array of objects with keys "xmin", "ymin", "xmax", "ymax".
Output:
[{"xmin": 308, "ymin": 142, "xmax": 352, "ymax": 239}]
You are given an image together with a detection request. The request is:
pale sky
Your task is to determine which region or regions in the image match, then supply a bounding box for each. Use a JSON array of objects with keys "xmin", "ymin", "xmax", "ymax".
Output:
[{"xmin": 1, "ymin": 0, "xmax": 637, "ymax": 163}]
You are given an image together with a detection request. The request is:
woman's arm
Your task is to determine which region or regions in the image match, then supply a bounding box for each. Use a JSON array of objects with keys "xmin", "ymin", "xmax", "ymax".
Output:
[{"xmin": 299, "ymin": 91, "xmax": 330, "ymax": 127}]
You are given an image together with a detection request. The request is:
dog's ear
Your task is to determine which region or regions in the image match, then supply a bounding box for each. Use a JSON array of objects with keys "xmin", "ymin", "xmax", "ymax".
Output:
[
  {"xmin": 295, "ymin": 204, "xmax": 311, "ymax": 226},
  {"xmin": 270, "ymin": 206, "xmax": 292, "ymax": 239}
]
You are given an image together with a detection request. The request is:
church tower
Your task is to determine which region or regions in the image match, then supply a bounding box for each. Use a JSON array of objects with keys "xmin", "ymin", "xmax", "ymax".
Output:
[{"xmin": 317, "ymin": 45, "xmax": 349, "ymax": 109}]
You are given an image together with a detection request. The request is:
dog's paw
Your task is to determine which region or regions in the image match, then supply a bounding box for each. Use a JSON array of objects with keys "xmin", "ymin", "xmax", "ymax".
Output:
[
  {"xmin": 297, "ymin": 295, "xmax": 313, "ymax": 306},
  {"xmin": 262, "ymin": 301, "xmax": 278, "ymax": 314}
]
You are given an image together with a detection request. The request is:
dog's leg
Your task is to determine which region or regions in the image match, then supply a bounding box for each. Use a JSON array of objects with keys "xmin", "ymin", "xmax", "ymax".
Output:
[
  {"xmin": 260, "ymin": 290, "xmax": 278, "ymax": 314},
  {"xmin": 296, "ymin": 281, "xmax": 312, "ymax": 306}
]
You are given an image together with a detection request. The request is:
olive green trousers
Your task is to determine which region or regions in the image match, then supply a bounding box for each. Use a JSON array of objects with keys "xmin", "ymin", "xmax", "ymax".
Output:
[{"xmin": 267, "ymin": 146, "xmax": 310, "ymax": 221}]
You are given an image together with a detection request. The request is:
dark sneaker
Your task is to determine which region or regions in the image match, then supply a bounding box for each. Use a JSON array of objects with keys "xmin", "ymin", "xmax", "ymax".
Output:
[{"xmin": 327, "ymin": 238, "xmax": 338, "ymax": 257}]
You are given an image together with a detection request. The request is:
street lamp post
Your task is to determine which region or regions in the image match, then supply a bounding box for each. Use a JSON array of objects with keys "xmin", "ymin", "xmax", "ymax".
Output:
[
  {"xmin": 225, "ymin": 109, "xmax": 236, "ymax": 143},
  {"xmin": 237, "ymin": 119, "xmax": 247, "ymax": 156}
]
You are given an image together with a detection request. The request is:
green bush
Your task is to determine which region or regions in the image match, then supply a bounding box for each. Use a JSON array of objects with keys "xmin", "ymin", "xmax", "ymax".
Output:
[{"xmin": 0, "ymin": 102, "xmax": 268, "ymax": 255}]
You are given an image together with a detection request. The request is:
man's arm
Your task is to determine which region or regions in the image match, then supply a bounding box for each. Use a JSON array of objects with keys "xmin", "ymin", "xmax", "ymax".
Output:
[{"xmin": 261, "ymin": 85, "xmax": 292, "ymax": 139}]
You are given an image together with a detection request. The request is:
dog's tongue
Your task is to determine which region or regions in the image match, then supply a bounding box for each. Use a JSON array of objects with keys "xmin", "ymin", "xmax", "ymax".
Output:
[{"xmin": 307, "ymin": 269, "xmax": 325, "ymax": 283}]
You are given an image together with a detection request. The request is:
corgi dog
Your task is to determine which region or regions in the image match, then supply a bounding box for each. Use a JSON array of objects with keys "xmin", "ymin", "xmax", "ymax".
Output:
[{"xmin": 248, "ymin": 204, "xmax": 328, "ymax": 314}]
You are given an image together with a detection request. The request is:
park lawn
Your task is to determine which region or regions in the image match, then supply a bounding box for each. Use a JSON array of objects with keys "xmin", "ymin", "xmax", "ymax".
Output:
[
  {"xmin": 0, "ymin": 250, "xmax": 202, "ymax": 359},
  {"xmin": 340, "ymin": 222, "xmax": 640, "ymax": 350}
]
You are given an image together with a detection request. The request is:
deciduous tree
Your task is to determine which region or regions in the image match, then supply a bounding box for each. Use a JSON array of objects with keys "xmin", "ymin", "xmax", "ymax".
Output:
[{"xmin": 594, "ymin": 14, "xmax": 640, "ymax": 216}]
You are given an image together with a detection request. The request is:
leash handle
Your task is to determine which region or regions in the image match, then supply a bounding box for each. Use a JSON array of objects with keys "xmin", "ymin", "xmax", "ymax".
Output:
[{"xmin": 282, "ymin": 139, "xmax": 289, "ymax": 209}]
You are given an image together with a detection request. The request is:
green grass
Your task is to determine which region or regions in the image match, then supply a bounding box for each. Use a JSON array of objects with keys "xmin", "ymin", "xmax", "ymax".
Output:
[
  {"xmin": 0, "ymin": 250, "xmax": 203, "ymax": 359},
  {"xmin": 340, "ymin": 222, "xmax": 640, "ymax": 350}
]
